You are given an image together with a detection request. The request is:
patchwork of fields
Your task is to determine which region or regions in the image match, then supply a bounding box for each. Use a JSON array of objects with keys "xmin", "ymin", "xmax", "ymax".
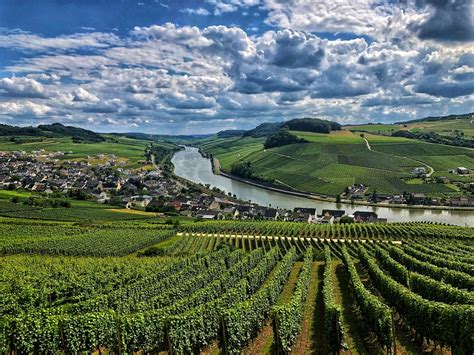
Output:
[
  {"xmin": 199, "ymin": 130, "xmax": 473, "ymax": 197},
  {"xmin": 0, "ymin": 135, "xmax": 154, "ymax": 169},
  {"xmin": 1, "ymin": 216, "xmax": 473, "ymax": 354}
]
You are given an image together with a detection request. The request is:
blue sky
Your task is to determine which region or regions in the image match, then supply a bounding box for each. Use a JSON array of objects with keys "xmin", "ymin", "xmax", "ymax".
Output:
[{"xmin": 0, "ymin": 0, "xmax": 472, "ymax": 133}]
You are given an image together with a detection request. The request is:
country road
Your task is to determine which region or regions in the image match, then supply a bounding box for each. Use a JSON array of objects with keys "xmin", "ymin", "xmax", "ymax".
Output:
[
  {"xmin": 150, "ymin": 154, "xmax": 162, "ymax": 175},
  {"xmin": 363, "ymin": 137, "xmax": 434, "ymax": 177}
]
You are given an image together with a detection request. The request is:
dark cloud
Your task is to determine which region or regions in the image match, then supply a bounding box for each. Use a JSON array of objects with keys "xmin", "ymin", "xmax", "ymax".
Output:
[
  {"xmin": 417, "ymin": 0, "xmax": 473, "ymax": 42},
  {"xmin": 262, "ymin": 30, "xmax": 325, "ymax": 68},
  {"xmin": 416, "ymin": 76, "xmax": 474, "ymax": 97}
]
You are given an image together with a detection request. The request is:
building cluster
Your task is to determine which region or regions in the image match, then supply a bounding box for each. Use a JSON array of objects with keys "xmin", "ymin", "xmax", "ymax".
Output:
[{"xmin": 0, "ymin": 150, "xmax": 390, "ymax": 224}]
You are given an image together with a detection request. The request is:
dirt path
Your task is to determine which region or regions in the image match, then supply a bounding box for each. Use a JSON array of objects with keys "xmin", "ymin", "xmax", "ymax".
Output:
[
  {"xmin": 243, "ymin": 262, "xmax": 303, "ymax": 354},
  {"xmin": 354, "ymin": 261, "xmax": 427, "ymax": 355},
  {"xmin": 334, "ymin": 262, "xmax": 385, "ymax": 355},
  {"xmin": 364, "ymin": 137, "xmax": 435, "ymax": 177},
  {"xmin": 291, "ymin": 261, "xmax": 321, "ymax": 354}
]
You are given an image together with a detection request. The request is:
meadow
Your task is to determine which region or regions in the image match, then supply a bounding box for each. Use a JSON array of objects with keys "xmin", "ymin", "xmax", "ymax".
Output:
[{"xmin": 199, "ymin": 130, "xmax": 472, "ymax": 197}]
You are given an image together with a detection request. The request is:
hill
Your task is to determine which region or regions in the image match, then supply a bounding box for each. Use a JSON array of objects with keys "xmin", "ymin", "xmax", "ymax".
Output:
[
  {"xmin": 395, "ymin": 112, "xmax": 473, "ymax": 125},
  {"xmin": 0, "ymin": 122, "xmax": 104, "ymax": 143},
  {"xmin": 243, "ymin": 117, "xmax": 341, "ymax": 138},
  {"xmin": 198, "ymin": 121, "xmax": 474, "ymax": 203}
]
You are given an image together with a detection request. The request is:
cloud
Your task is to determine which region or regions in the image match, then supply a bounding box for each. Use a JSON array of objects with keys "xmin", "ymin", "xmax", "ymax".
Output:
[
  {"xmin": 263, "ymin": 0, "xmax": 391, "ymax": 36},
  {"xmin": 0, "ymin": 101, "xmax": 51, "ymax": 116},
  {"xmin": 0, "ymin": 20, "xmax": 472, "ymax": 133},
  {"xmin": 205, "ymin": 0, "xmax": 260, "ymax": 15},
  {"xmin": 73, "ymin": 88, "xmax": 100, "ymax": 102},
  {"xmin": 417, "ymin": 0, "xmax": 473, "ymax": 42},
  {"xmin": 0, "ymin": 77, "xmax": 47, "ymax": 98},
  {"xmin": 0, "ymin": 29, "xmax": 121, "ymax": 51},
  {"xmin": 180, "ymin": 8, "xmax": 210, "ymax": 16},
  {"xmin": 259, "ymin": 30, "xmax": 324, "ymax": 68},
  {"xmin": 131, "ymin": 23, "xmax": 212, "ymax": 47},
  {"xmin": 164, "ymin": 92, "xmax": 216, "ymax": 109}
]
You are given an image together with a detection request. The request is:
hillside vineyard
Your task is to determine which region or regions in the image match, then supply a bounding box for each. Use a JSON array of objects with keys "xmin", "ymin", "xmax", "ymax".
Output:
[{"xmin": 1, "ymin": 220, "xmax": 473, "ymax": 354}]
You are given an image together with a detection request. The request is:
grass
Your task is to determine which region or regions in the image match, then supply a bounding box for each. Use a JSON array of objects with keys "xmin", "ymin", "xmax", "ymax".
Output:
[
  {"xmin": 0, "ymin": 135, "xmax": 151, "ymax": 168},
  {"xmin": 199, "ymin": 129, "xmax": 471, "ymax": 197}
]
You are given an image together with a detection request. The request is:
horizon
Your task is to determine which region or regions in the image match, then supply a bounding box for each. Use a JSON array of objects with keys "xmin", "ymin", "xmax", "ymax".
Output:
[{"xmin": 0, "ymin": 0, "xmax": 473, "ymax": 134}]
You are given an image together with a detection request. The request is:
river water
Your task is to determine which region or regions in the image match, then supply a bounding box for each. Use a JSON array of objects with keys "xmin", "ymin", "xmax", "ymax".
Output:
[{"xmin": 172, "ymin": 146, "xmax": 473, "ymax": 226}]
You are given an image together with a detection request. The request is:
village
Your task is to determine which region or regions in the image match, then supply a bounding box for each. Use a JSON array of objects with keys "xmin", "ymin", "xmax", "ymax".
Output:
[{"xmin": 0, "ymin": 149, "xmax": 391, "ymax": 224}]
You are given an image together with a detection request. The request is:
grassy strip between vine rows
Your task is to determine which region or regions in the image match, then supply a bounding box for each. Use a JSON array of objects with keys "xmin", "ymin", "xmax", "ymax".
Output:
[
  {"xmin": 322, "ymin": 245, "xmax": 346, "ymax": 353},
  {"xmin": 340, "ymin": 246, "xmax": 393, "ymax": 351},
  {"xmin": 272, "ymin": 247, "xmax": 313, "ymax": 353}
]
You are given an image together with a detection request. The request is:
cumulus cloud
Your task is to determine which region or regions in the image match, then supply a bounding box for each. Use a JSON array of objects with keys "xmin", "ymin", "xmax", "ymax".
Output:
[
  {"xmin": 0, "ymin": 101, "xmax": 51, "ymax": 116},
  {"xmin": 259, "ymin": 30, "xmax": 324, "ymax": 68},
  {"xmin": 0, "ymin": 77, "xmax": 47, "ymax": 98},
  {"xmin": 73, "ymin": 88, "xmax": 100, "ymax": 102},
  {"xmin": 0, "ymin": 17, "xmax": 472, "ymax": 132},
  {"xmin": 417, "ymin": 0, "xmax": 473, "ymax": 42}
]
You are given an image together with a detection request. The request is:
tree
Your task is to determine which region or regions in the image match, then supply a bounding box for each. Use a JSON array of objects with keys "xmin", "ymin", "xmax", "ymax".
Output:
[{"xmin": 339, "ymin": 216, "xmax": 354, "ymax": 224}]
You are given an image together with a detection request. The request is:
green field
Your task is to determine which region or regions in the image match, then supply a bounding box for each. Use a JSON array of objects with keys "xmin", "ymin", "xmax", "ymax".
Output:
[
  {"xmin": 1, "ymin": 213, "xmax": 473, "ymax": 354},
  {"xmin": 199, "ymin": 130, "xmax": 472, "ymax": 197},
  {"xmin": 347, "ymin": 116, "xmax": 474, "ymax": 139},
  {"xmin": 0, "ymin": 135, "xmax": 153, "ymax": 168}
]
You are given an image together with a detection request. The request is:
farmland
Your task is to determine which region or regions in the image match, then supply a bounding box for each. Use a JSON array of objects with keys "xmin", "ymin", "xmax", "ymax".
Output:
[
  {"xmin": 0, "ymin": 135, "xmax": 154, "ymax": 169},
  {"xmin": 198, "ymin": 129, "xmax": 474, "ymax": 198},
  {"xmin": 1, "ymin": 213, "xmax": 473, "ymax": 354}
]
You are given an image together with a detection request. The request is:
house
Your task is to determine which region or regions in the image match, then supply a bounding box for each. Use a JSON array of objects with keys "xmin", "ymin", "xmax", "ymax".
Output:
[
  {"xmin": 321, "ymin": 209, "xmax": 345, "ymax": 219},
  {"xmin": 457, "ymin": 167, "xmax": 470, "ymax": 175},
  {"xmin": 411, "ymin": 193, "xmax": 427, "ymax": 204},
  {"xmin": 294, "ymin": 207, "xmax": 316, "ymax": 217},
  {"xmin": 197, "ymin": 210, "xmax": 221, "ymax": 220},
  {"xmin": 264, "ymin": 209, "xmax": 279, "ymax": 220},
  {"xmin": 319, "ymin": 214, "xmax": 334, "ymax": 225},
  {"xmin": 353, "ymin": 211, "xmax": 378, "ymax": 222},
  {"xmin": 412, "ymin": 167, "xmax": 426, "ymax": 177},
  {"xmin": 450, "ymin": 197, "xmax": 474, "ymax": 207}
]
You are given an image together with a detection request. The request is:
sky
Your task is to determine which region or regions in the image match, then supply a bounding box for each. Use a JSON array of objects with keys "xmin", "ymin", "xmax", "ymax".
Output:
[{"xmin": 0, "ymin": 0, "xmax": 473, "ymax": 134}]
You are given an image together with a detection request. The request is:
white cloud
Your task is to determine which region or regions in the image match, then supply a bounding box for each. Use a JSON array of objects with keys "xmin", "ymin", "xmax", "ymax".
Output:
[
  {"xmin": 73, "ymin": 88, "xmax": 100, "ymax": 102},
  {"xmin": 0, "ymin": 101, "xmax": 51, "ymax": 116},
  {"xmin": 0, "ymin": 29, "xmax": 121, "ymax": 51},
  {"xmin": 180, "ymin": 8, "xmax": 210, "ymax": 16},
  {"xmin": 0, "ymin": 77, "xmax": 47, "ymax": 98},
  {"xmin": 0, "ymin": 19, "xmax": 472, "ymax": 132}
]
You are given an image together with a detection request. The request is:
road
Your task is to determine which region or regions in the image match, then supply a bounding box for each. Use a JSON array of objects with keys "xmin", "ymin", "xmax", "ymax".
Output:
[{"xmin": 149, "ymin": 154, "xmax": 162, "ymax": 175}]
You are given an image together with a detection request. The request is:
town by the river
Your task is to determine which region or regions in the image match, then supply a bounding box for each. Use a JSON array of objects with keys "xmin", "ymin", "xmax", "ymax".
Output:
[{"xmin": 172, "ymin": 146, "xmax": 474, "ymax": 226}]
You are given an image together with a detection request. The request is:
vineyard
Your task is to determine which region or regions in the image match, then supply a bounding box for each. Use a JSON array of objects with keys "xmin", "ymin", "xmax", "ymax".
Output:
[{"xmin": 1, "ymin": 218, "xmax": 473, "ymax": 354}]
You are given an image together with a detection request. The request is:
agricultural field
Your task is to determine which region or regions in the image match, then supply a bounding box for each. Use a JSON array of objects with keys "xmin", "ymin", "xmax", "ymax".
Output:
[
  {"xmin": 1, "ymin": 217, "xmax": 473, "ymax": 354},
  {"xmin": 0, "ymin": 135, "xmax": 153, "ymax": 169},
  {"xmin": 198, "ymin": 130, "xmax": 472, "ymax": 197},
  {"xmin": 346, "ymin": 115, "xmax": 474, "ymax": 139}
]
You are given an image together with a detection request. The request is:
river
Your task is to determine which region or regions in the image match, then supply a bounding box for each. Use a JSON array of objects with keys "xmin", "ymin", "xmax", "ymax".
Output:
[{"xmin": 172, "ymin": 146, "xmax": 473, "ymax": 226}]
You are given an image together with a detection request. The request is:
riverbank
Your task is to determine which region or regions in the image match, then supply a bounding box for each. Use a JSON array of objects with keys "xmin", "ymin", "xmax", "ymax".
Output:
[{"xmin": 216, "ymin": 162, "xmax": 474, "ymax": 212}]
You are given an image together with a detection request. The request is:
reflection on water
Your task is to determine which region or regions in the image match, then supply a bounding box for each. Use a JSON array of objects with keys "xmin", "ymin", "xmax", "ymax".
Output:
[{"xmin": 172, "ymin": 147, "xmax": 473, "ymax": 226}]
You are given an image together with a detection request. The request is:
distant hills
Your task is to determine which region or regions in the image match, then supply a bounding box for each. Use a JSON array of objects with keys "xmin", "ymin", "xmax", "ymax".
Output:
[
  {"xmin": 395, "ymin": 112, "xmax": 473, "ymax": 125},
  {"xmin": 226, "ymin": 117, "xmax": 342, "ymax": 138},
  {"xmin": 0, "ymin": 123, "xmax": 104, "ymax": 143}
]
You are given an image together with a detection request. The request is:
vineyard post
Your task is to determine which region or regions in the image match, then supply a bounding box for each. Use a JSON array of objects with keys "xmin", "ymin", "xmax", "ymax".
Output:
[
  {"xmin": 391, "ymin": 311, "xmax": 397, "ymax": 355},
  {"xmin": 220, "ymin": 316, "xmax": 228, "ymax": 354},
  {"xmin": 115, "ymin": 315, "xmax": 122, "ymax": 355},
  {"xmin": 335, "ymin": 312, "xmax": 341, "ymax": 355},
  {"xmin": 59, "ymin": 318, "xmax": 65, "ymax": 353}
]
